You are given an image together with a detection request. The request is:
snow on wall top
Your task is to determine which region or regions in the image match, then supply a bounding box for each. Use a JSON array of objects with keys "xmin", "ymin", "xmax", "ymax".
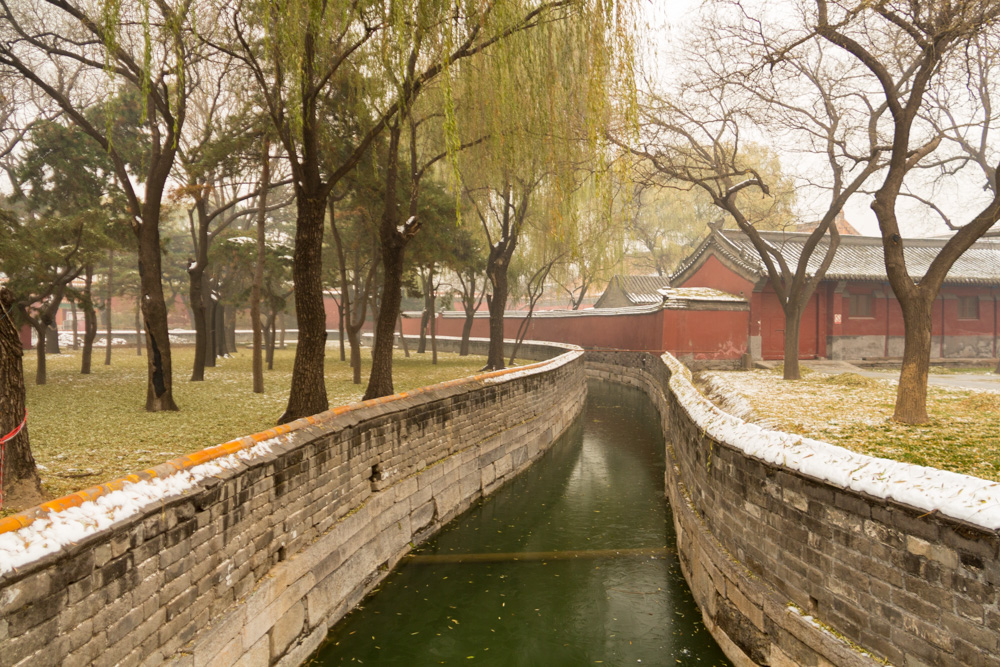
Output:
[
  {"xmin": 657, "ymin": 286, "xmax": 747, "ymax": 307},
  {"xmin": 663, "ymin": 352, "xmax": 1000, "ymax": 531},
  {"xmin": 0, "ymin": 438, "xmax": 281, "ymax": 576},
  {"xmin": 0, "ymin": 344, "xmax": 583, "ymax": 576}
]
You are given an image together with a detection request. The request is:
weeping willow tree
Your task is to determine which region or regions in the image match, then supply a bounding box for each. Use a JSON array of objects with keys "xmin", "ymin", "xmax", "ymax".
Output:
[
  {"xmin": 351, "ymin": 0, "xmax": 638, "ymax": 397},
  {"xmin": 549, "ymin": 174, "xmax": 634, "ymax": 309},
  {"xmin": 0, "ymin": 0, "xmax": 202, "ymax": 412},
  {"xmin": 209, "ymin": 0, "xmax": 628, "ymax": 415},
  {"xmin": 452, "ymin": 4, "xmax": 637, "ymax": 371}
]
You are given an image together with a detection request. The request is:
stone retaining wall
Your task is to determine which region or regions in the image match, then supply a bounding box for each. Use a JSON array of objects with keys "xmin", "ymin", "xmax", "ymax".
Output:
[
  {"xmin": 0, "ymin": 340, "xmax": 586, "ymax": 667},
  {"xmin": 585, "ymin": 350, "xmax": 1000, "ymax": 667}
]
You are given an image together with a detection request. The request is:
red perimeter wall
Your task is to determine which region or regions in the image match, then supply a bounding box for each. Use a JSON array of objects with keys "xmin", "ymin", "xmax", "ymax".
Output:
[
  {"xmin": 662, "ymin": 309, "xmax": 749, "ymax": 360},
  {"xmin": 405, "ymin": 307, "xmax": 749, "ymax": 359}
]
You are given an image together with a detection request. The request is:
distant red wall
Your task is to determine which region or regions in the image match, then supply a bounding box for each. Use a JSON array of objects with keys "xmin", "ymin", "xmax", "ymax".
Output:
[
  {"xmin": 662, "ymin": 309, "xmax": 749, "ymax": 360},
  {"xmin": 19, "ymin": 325, "xmax": 32, "ymax": 349},
  {"xmin": 324, "ymin": 296, "xmax": 345, "ymax": 330},
  {"xmin": 409, "ymin": 307, "xmax": 749, "ymax": 359}
]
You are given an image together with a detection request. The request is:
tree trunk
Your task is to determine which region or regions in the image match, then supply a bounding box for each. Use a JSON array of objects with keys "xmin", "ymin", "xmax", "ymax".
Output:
[
  {"xmin": 460, "ymin": 312, "xmax": 474, "ymax": 356},
  {"xmin": 781, "ymin": 303, "xmax": 803, "ymax": 381},
  {"xmin": 265, "ymin": 310, "xmax": 277, "ymax": 370},
  {"xmin": 397, "ymin": 312, "xmax": 409, "ymax": 358},
  {"xmin": 894, "ymin": 298, "xmax": 934, "ymax": 424},
  {"xmin": 338, "ymin": 300, "xmax": 346, "ymax": 361},
  {"xmin": 34, "ymin": 324, "xmax": 46, "ymax": 385},
  {"xmin": 279, "ymin": 313, "xmax": 286, "ymax": 349},
  {"xmin": 188, "ymin": 262, "xmax": 207, "ymax": 381},
  {"xmin": 134, "ymin": 297, "xmax": 142, "ymax": 356},
  {"xmin": 347, "ymin": 327, "xmax": 363, "ymax": 385},
  {"xmin": 104, "ymin": 250, "xmax": 114, "ymax": 366},
  {"xmin": 279, "ymin": 194, "xmax": 329, "ymax": 423},
  {"xmin": 430, "ymin": 280, "xmax": 437, "ymax": 365},
  {"xmin": 369, "ymin": 288, "xmax": 380, "ymax": 341},
  {"xmin": 81, "ymin": 265, "xmax": 97, "ymax": 375},
  {"xmin": 485, "ymin": 261, "xmax": 509, "ymax": 371},
  {"xmin": 252, "ymin": 139, "xmax": 269, "ymax": 394},
  {"xmin": 0, "ymin": 287, "xmax": 42, "ymax": 510},
  {"xmin": 263, "ymin": 313, "xmax": 272, "ymax": 356},
  {"xmin": 45, "ymin": 322, "xmax": 60, "ymax": 355},
  {"xmin": 418, "ymin": 303, "xmax": 429, "ymax": 353},
  {"xmin": 363, "ymin": 241, "xmax": 405, "ymax": 399},
  {"xmin": 215, "ymin": 303, "xmax": 229, "ymax": 358},
  {"xmin": 136, "ymin": 204, "xmax": 178, "ymax": 412},
  {"xmin": 363, "ymin": 118, "xmax": 407, "ymax": 401},
  {"xmin": 71, "ymin": 301, "xmax": 79, "ymax": 350},
  {"xmin": 571, "ymin": 280, "xmax": 590, "ymax": 310},
  {"xmin": 225, "ymin": 307, "xmax": 237, "ymax": 354},
  {"xmin": 205, "ymin": 295, "xmax": 217, "ymax": 366}
]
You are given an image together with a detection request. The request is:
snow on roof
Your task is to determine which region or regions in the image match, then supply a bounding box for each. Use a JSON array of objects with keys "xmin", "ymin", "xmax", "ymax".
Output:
[
  {"xmin": 594, "ymin": 274, "xmax": 672, "ymax": 308},
  {"xmin": 658, "ymin": 286, "xmax": 746, "ymax": 308},
  {"xmin": 674, "ymin": 229, "xmax": 1000, "ymax": 286},
  {"xmin": 664, "ymin": 352, "xmax": 1000, "ymax": 531}
]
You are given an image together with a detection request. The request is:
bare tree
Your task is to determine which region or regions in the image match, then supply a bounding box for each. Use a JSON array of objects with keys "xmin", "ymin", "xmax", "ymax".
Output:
[
  {"xmin": 329, "ymin": 198, "xmax": 379, "ymax": 386},
  {"xmin": 921, "ymin": 32, "xmax": 1000, "ymax": 372},
  {"xmin": 814, "ymin": 0, "xmax": 1000, "ymax": 423},
  {"xmin": 509, "ymin": 254, "xmax": 561, "ymax": 366},
  {"xmin": 465, "ymin": 176, "xmax": 540, "ymax": 370},
  {"xmin": 622, "ymin": 7, "xmax": 885, "ymax": 379}
]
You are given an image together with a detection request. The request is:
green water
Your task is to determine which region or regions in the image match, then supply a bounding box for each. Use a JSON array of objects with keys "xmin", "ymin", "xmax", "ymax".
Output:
[{"xmin": 307, "ymin": 381, "xmax": 731, "ymax": 666}]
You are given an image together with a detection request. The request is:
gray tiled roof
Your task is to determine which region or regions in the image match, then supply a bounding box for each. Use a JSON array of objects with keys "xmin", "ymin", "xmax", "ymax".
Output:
[
  {"xmin": 595, "ymin": 274, "xmax": 672, "ymax": 307},
  {"xmin": 677, "ymin": 230, "xmax": 1000, "ymax": 286},
  {"xmin": 619, "ymin": 275, "xmax": 673, "ymax": 303}
]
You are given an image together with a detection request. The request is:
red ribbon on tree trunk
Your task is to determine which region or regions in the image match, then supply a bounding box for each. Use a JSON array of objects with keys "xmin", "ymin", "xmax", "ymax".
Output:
[
  {"xmin": 0, "ymin": 408, "xmax": 27, "ymax": 444},
  {"xmin": 0, "ymin": 408, "xmax": 27, "ymax": 509}
]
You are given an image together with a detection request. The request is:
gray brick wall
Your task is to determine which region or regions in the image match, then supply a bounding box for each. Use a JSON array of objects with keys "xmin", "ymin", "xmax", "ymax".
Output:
[
  {"xmin": 584, "ymin": 350, "xmax": 1000, "ymax": 667},
  {"xmin": 0, "ymin": 339, "xmax": 586, "ymax": 667}
]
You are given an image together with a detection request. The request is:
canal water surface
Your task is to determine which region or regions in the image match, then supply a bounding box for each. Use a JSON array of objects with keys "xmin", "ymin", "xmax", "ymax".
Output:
[{"xmin": 308, "ymin": 381, "xmax": 731, "ymax": 666}]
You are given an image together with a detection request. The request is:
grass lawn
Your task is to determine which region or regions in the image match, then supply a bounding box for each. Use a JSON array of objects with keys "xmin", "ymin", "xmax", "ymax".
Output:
[
  {"xmin": 17, "ymin": 345, "xmax": 487, "ymax": 501},
  {"xmin": 701, "ymin": 369, "xmax": 1000, "ymax": 483}
]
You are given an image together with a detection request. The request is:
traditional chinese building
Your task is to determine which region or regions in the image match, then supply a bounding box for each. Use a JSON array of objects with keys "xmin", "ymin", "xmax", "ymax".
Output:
[{"xmin": 671, "ymin": 228, "xmax": 1000, "ymax": 360}]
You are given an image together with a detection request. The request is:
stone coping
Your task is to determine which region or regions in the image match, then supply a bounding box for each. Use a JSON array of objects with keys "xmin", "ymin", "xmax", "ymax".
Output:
[
  {"xmin": 0, "ymin": 345, "xmax": 582, "ymax": 537},
  {"xmin": 662, "ymin": 351, "xmax": 1000, "ymax": 532}
]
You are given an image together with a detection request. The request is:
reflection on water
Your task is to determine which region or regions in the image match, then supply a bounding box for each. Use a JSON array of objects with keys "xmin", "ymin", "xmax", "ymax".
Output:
[{"xmin": 308, "ymin": 381, "xmax": 731, "ymax": 666}]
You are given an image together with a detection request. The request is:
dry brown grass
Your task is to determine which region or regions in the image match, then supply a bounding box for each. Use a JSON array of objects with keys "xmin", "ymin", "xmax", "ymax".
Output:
[
  {"xmin": 703, "ymin": 369, "xmax": 1000, "ymax": 482},
  {"xmin": 15, "ymin": 346, "xmax": 486, "ymax": 502}
]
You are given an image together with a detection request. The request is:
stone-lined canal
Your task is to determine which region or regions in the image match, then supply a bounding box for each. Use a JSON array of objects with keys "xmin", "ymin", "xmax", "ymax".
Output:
[{"xmin": 308, "ymin": 381, "xmax": 730, "ymax": 665}]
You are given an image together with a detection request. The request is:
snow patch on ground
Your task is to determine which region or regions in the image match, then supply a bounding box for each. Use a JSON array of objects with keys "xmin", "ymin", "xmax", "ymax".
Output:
[
  {"xmin": 0, "ymin": 438, "xmax": 281, "ymax": 575},
  {"xmin": 95, "ymin": 337, "xmax": 129, "ymax": 347},
  {"xmin": 698, "ymin": 373, "xmax": 756, "ymax": 422},
  {"xmin": 665, "ymin": 354, "xmax": 1000, "ymax": 531}
]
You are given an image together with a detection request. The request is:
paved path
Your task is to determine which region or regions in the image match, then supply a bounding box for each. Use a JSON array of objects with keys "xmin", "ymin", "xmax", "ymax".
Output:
[{"xmin": 854, "ymin": 370, "xmax": 1000, "ymax": 392}]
